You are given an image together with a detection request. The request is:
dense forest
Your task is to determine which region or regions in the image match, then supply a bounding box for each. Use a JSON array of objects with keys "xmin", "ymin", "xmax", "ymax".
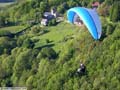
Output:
[{"xmin": 0, "ymin": 0, "xmax": 120, "ymax": 90}]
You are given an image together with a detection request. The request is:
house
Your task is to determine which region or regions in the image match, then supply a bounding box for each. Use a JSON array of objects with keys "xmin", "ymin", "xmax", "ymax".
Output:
[
  {"xmin": 92, "ymin": 1, "xmax": 100, "ymax": 9},
  {"xmin": 43, "ymin": 12, "xmax": 54, "ymax": 20},
  {"xmin": 41, "ymin": 19, "xmax": 48, "ymax": 26},
  {"xmin": 41, "ymin": 12, "xmax": 54, "ymax": 26},
  {"xmin": 41, "ymin": 8, "xmax": 59, "ymax": 26},
  {"xmin": 43, "ymin": 8, "xmax": 58, "ymax": 19},
  {"xmin": 51, "ymin": 8, "xmax": 59, "ymax": 18}
]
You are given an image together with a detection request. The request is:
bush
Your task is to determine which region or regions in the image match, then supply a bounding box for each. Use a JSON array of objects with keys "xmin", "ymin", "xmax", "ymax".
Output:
[
  {"xmin": 0, "ymin": 15, "xmax": 6, "ymax": 27},
  {"xmin": 48, "ymin": 19, "xmax": 57, "ymax": 26},
  {"xmin": 0, "ymin": 37, "xmax": 16, "ymax": 54},
  {"xmin": 22, "ymin": 38, "xmax": 34, "ymax": 48},
  {"xmin": 0, "ymin": 30, "xmax": 13, "ymax": 37},
  {"xmin": 110, "ymin": 1, "xmax": 120, "ymax": 22},
  {"xmin": 31, "ymin": 26, "xmax": 41, "ymax": 34},
  {"xmin": 41, "ymin": 47, "xmax": 57, "ymax": 59},
  {"xmin": 106, "ymin": 23, "xmax": 116, "ymax": 36}
]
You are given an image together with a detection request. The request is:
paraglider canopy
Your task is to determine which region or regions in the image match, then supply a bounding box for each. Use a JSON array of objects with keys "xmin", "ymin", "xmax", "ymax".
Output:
[{"xmin": 67, "ymin": 7, "xmax": 102, "ymax": 40}]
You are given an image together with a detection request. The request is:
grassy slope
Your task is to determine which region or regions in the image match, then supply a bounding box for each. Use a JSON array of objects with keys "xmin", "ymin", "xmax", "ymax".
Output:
[
  {"xmin": 33, "ymin": 22, "xmax": 82, "ymax": 51},
  {"xmin": 0, "ymin": 26, "xmax": 25, "ymax": 33}
]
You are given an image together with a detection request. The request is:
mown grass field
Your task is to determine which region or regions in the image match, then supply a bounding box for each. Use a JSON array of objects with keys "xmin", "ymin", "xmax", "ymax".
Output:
[
  {"xmin": 0, "ymin": 26, "xmax": 25, "ymax": 33},
  {"xmin": 33, "ymin": 22, "xmax": 82, "ymax": 51}
]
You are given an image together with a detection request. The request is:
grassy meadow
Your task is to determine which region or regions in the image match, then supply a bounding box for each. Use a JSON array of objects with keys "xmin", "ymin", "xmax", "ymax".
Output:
[
  {"xmin": 33, "ymin": 22, "xmax": 84, "ymax": 51},
  {"xmin": 0, "ymin": 26, "xmax": 25, "ymax": 33}
]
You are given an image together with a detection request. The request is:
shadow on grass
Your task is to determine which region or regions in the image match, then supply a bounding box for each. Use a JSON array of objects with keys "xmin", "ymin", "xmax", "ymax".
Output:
[{"xmin": 35, "ymin": 43, "xmax": 55, "ymax": 50}]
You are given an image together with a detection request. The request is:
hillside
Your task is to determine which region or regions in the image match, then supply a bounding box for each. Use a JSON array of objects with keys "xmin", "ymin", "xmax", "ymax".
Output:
[
  {"xmin": 0, "ymin": 0, "xmax": 120, "ymax": 90},
  {"xmin": 0, "ymin": 20, "xmax": 120, "ymax": 89}
]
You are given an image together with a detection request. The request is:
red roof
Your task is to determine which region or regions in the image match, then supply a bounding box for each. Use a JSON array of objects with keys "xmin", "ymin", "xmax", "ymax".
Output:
[{"xmin": 92, "ymin": 2, "xmax": 100, "ymax": 7}]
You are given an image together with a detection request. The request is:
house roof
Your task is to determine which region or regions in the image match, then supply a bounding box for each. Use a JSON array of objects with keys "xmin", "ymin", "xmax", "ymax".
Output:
[
  {"xmin": 44, "ymin": 12, "xmax": 52, "ymax": 17},
  {"xmin": 41, "ymin": 19, "xmax": 48, "ymax": 22}
]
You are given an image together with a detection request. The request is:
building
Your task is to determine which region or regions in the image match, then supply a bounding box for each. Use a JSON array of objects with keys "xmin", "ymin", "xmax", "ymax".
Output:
[
  {"xmin": 51, "ymin": 8, "xmax": 59, "ymax": 18},
  {"xmin": 41, "ymin": 8, "xmax": 59, "ymax": 26},
  {"xmin": 41, "ymin": 19, "xmax": 48, "ymax": 26},
  {"xmin": 43, "ymin": 12, "xmax": 54, "ymax": 20}
]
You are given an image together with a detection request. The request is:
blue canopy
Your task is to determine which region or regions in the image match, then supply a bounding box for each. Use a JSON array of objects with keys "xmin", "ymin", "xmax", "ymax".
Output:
[{"xmin": 67, "ymin": 7, "xmax": 102, "ymax": 40}]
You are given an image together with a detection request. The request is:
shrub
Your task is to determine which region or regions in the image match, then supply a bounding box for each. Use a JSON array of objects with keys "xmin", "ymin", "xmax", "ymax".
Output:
[
  {"xmin": 0, "ymin": 30, "xmax": 13, "ymax": 37},
  {"xmin": 48, "ymin": 19, "xmax": 57, "ymax": 26},
  {"xmin": 31, "ymin": 26, "xmax": 41, "ymax": 34},
  {"xmin": 22, "ymin": 38, "xmax": 34, "ymax": 48},
  {"xmin": 41, "ymin": 47, "xmax": 57, "ymax": 59},
  {"xmin": 106, "ymin": 23, "xmax": 116, "ymax": 36}
]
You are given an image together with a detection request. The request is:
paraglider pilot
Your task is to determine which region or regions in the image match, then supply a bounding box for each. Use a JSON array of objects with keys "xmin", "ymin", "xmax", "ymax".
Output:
[{"xmin": 77, "ymin": 63, "xmax": 86, "ymax": 75}]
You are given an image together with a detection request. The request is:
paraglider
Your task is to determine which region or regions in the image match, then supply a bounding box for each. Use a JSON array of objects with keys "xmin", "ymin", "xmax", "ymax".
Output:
[
  {"xmin": 76, "ymin": 63, "xmax": 86, "ymax": 75},
  {"xmin": 67, "ymin": 7, "xmax": 102, "ymax": 40}
]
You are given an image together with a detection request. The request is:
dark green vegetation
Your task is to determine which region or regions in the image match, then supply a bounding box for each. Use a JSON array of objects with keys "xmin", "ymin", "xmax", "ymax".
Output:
[{"xmin": 0, "ymin": 0, "xmax": 120, "ymax": 90}]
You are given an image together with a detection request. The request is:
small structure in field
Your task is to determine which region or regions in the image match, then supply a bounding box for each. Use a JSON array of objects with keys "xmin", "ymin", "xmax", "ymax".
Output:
[
  {"xmin": 41, "ymin": 8, "xmax": 59, "ymax": 26},
  {"xmin": 41, "ymin": 19, "xmax": 48, "ymax": 26}
]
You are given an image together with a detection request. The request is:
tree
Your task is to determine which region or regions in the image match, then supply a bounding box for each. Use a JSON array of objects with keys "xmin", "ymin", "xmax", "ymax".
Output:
[
  {"xmin": 39, "ymin": 1, "xmax": 47, "ymax": 14},
  {"xmin": 110, "ymin": 1, "xmax": 120, "ymax": 22},
  {"xmin": 41, "ymin": 47, "xmax": 57, "ymax": 59},
  {"xmin": 106, "ymin": 23, "xmax": 115, "ymax": 36},
  {"xmin": 13, "ymin": 49, "xmax": 34, "ymax": 78},
  {"xmin": 57, "ymin": 5, "xmax": 65, "ymax": 14},
  {"xmin": 98, "ymin": 3, "xmax": 110, "ymax": 17},
  {"xmin": 67, "ymin": 0, "xmax": 77, "ymax": 8},
  {"xmin": 0, "ymin": 15, "xmax": 5, "ymax": 27},
  {"xmin": 31, "ymin": 25, "xmax": 41, "ymax": 34},
  {"xmin": 22, "ymin": 38, "xmax": 34, "ymax": 48},
  {"xmin": 48, "ymin": 19, "xmax": 57, "ymax": 26},
  {"xmin": 26, "ymin": 76, "xmax": 34, "ymax": 90}
]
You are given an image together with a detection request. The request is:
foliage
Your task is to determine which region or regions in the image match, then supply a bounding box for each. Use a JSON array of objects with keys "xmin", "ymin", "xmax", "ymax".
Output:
[
  {"xmin": 40, "ymin": 47, "xmax": 57, "ymax": 59},
  {"xmin": 0, "ymin": 21, "xmax": 119, "ymax": 90},
  {"xmin": 0, "ymin": 15, "xmax": 6, "ymax": 27},
  {"xmin": 22, "ymin": 38, "xmax": 34, "ymax": 48},
  {"xmin": 30, "ymin": 25, "xmax": 41, "ymax": 34},
  {"xmin": 48, "ymin": 18, "xmax": 57, "ymax": 26},
  {"xmin": 98, "ymin": 2, "xmax": 110, "ymax": 17},
  {"xmin": 0, "ymin": 0, "xmax": 120, "ymax": 90},
  {"xmin": 110, "ymin": 1, "xmax": 120, "ymax": 22},
  {"xmin": 0, "ymin": 30, "xmax": 13, "ymax": 37}
]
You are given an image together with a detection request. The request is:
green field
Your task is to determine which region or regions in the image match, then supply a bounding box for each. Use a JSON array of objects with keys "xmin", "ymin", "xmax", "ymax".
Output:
[
  {"xmin": 33, "ymin": 22, "xmax": 81, "ymax": 51},
  {"xmin": 0, "ymin": 26, "xmax": 25, "ymax": 33}
]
